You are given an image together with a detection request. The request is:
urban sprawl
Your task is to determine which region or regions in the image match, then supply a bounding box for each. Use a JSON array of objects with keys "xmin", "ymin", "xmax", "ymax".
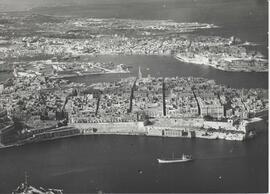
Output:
[
  {"xmin": 0, "ymin": 67, "xmax": 268, "ymax": 147},
  {"xmin": 0, "ymin": 13, "xmax": 268, "ymax": 148},
  {"xmin": 0, "ymin": 14, "xmax": 268, "ymax": 73}
]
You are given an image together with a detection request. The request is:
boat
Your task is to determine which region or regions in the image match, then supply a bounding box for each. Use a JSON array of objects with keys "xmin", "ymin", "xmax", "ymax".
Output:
[
  {"xmin": 157, "ymin": 153, "xmax": 193, "ymax": 164},
  {"xmin": 13, "ymin": 173, "xmax": 63, "ymax": 194}
]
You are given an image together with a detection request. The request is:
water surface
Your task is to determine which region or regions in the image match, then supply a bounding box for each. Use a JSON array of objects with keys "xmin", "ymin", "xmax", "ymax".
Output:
[
  {"xmin": 67, "ymin": 55, "xmax": 268, "ymax": 89},
  {"xmin": 0, "ymin": 132, "xmax": 268, "ymax": 193}
]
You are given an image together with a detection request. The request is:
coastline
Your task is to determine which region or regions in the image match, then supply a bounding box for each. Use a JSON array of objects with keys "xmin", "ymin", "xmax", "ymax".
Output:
[
  {"xmin": 0, "ymin": 133, "xmax": 82, "ymax": 150},
  {"xmin": 50, "ymin": 71, "xmax": 130, "ymax": 79},
  {"xmin": 2, "ymin": 117, "xmax": 265, "ymax": 149},
  {"xmin": 0, "ymin": 132, "xmax": 236, "ymax": 150},
  {"xmin": 81, "ymin": 53, "xmax": 268, "ymax": 73},
  {"xmin": 0, "ymin": 129, "xmax": 252, "ymax": 150},
  {"xmin": 174, "ymin": 54, "xmax": 268, "ymax": 72}
]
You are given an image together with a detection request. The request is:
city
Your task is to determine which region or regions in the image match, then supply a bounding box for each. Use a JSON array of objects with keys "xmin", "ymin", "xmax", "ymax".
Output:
[
  {"xmin": 0, "ymin": 15, "xmax": 268, "ymax": 73},
  {"xmin": 0, "ymin": 67, "xmax": 267, "ymax": 147}
]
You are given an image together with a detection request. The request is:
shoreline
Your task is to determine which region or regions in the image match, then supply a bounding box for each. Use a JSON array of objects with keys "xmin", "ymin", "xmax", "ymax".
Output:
[
  {"xmin": 0, "ymin": 132, "xmax": 238, "ymax": 150},
  {"xmin": 74, "ymin": 53, "xmax": 269, "ymax": 73},
  {"xmin": 50, "ymin": 71, "xmax": 130, "ymax": 79},
  {"xmin": 174, "ymin": 54, "xmax": 268, "ymax": 72},
  {"xmin": 0, "ymin": 133, "xmax": 82, "ymax": 150},
  {"xmin": 82, "ymin": 53, "xmax": 268, "ymax": 73},
  {"xmin": 0, "ymin": 130, "xmax": 256, "ymax": 150},
  {"xmin": 2, "ymin": 117, "xmax": 264, "ymax": 149}
]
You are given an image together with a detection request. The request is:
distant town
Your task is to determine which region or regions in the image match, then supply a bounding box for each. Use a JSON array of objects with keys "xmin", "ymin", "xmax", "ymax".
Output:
[{"xmin": 0, "ymin": 14, "xmax": 268, "ymax": 73}]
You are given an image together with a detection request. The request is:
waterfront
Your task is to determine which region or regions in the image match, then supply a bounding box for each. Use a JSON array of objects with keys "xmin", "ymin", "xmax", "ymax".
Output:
[{"xmin": 0, "ymin": 131, "xmax": 268, "ymax": 193}]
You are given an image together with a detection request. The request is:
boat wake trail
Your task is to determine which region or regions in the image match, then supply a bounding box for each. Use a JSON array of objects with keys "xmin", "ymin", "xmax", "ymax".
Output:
[
  {"xmin": 50, "ymin": 167, "xmax": 93, "ymax": 176},
  {"xmin": 195, "ymin": 154, "xmax": 246, "ymax": 161}
]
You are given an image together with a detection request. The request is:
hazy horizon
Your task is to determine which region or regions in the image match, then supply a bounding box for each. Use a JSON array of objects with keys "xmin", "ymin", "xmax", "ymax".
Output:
[{"xmin": 0, "ymin": 0, "xmax": 266, "ymax": 12}]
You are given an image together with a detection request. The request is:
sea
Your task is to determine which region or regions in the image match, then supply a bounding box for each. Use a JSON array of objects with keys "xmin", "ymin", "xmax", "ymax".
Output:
[{"xmin": 0, "ymin": 0, "xmax": 268, "ymax": 193}]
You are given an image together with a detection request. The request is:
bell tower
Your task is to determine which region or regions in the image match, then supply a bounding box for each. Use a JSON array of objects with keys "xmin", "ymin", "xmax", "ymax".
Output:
[{"xmin": 138, "ymin": 66, "xmax": 142, "ymax": 79}]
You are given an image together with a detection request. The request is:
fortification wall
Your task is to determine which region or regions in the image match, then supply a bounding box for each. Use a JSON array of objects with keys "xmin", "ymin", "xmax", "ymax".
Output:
[
  {"xmin": 154, "ymin": 118, "xmax": 237, "ymax": 131},
  {"xmin": 203, "ymin": 121, "xmax": 235, "ymax": 130},
  {"xmin": 71, "ymin": 122, "xmax": 146, "ymax": 134},
  {"xmin": 146, "ymin": 127, "xmax": 163, "ymax": 136},
  {"xmin": 70, "ymin": 117, "xmax": 264, "ymax": 141},
  {"xmin": 156, "ymin": 118, "xmax": 204, "ymax": 128}
]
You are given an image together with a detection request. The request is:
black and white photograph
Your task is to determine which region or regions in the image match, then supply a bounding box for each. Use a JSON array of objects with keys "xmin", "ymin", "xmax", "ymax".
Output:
[{"xmin": 0, "ymin": 0, "xmax": 268, "ymax": 193}]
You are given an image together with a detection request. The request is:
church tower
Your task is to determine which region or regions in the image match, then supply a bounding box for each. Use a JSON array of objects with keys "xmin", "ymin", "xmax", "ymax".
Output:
[
  {"xmin": 138, "ymin": 66, "xmax": 142, "ymax": 79},
  {"xmin": 13, "ymin": 64, "xmax": 17, "ymax": 77}
]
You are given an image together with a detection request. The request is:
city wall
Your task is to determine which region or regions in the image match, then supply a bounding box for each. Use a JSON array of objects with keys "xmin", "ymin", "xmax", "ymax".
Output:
[
  {"xmin": 71, "ymin": 121, "xmax": 146, "ymax": 135},
  {"xmin": 69, "ymin": 117, "xmax": 265, "ymax": 141},
  {"xmin": 153, "ymin": 118, "xmax": 241, "ymax": 131}
]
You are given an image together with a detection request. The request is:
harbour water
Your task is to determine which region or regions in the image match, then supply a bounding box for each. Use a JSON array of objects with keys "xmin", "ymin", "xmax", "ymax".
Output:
[
  {"xmin": 1, "ymin": 55, "xmax": 268, "ymax": 89},
  {"xmin": 0, "ymin": 0, "xmax": 268, "ymax": 193},
  {"xmin": 68, "ymin": 55, "xmax": 268, "ymax": 89},
  {"xmin": 0, "ymin": 132, "xmax": 268, "ymax": 193}
]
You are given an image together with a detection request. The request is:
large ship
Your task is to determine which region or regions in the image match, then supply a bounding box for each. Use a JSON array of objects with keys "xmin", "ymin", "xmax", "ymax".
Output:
[{"xmin": 157, "ymin": 153, "xmax": 193, "ymax": 164}]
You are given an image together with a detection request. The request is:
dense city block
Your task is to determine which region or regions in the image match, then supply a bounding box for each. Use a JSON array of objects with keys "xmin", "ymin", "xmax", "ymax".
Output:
[{"xmin": 0, "ymin": 69, "xmax": 268, "ymax": 147}]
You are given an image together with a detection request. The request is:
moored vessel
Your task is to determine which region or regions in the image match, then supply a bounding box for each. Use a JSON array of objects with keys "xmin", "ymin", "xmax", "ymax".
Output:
[{"xmin": 157, "ymin": 153, "xmax": 193, "ymax": 164}]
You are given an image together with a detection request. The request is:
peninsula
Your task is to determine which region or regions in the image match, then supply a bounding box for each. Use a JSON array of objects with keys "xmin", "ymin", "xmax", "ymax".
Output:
[{"xmin": 0, "ymin": 68, "xmax": 268, "ymax": 148}]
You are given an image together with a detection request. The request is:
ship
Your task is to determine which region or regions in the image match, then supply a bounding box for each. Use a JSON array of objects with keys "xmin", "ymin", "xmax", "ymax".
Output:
[
  {"xmin": 157, "ymin": 153, "xmax": 193, "ymax": 164},
  {"xmin": 12, "ymin": 173, "xmax": 63, "ymax": 194}
]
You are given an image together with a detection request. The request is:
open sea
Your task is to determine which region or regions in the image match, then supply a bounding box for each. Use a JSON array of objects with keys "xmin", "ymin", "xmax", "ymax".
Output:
[{"xmin": 0, "ymin": 0, "xmax": 268, "ymax": 193}]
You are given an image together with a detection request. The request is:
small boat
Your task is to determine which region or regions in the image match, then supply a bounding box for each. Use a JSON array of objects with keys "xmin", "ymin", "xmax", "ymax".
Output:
[{"xmin": 157, "ymin": 153, "xmax": 193, "ymax": 164}]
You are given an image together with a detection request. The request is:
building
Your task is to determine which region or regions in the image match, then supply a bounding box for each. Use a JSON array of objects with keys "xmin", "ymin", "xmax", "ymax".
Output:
[
  {"xmin": 197, "ymin": 97, "xmax": 224, "ymax": 119},
  {"xmin": 0, "ymin": 124, "xmax": 16, "ymax": 145}
]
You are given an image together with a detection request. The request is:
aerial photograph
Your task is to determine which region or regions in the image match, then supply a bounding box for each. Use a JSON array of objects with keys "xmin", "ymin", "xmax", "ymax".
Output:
[{"xmin": 0, "ymin": 0, "xmax": 268, "ymax": 193}]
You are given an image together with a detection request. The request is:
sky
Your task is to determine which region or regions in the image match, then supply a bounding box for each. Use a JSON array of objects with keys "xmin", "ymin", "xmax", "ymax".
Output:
[{"xmin": 0, "ymin": 0, "xmax": 165, "ymax": 12}]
